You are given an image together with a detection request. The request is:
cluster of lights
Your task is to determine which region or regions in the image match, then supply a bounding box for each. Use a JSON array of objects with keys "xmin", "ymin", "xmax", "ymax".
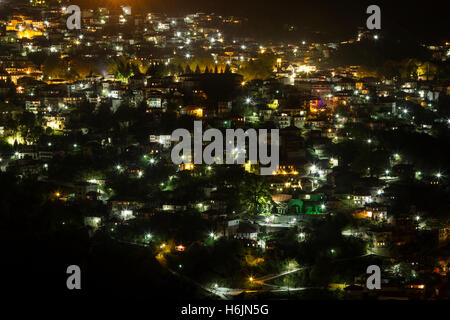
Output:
[{"xmin": 209, "ymin": 232, "xmax": 218, "ymax": 240}]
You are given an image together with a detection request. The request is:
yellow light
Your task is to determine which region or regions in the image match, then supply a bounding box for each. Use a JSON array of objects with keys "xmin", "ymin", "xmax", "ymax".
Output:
[
  {"xmin": 297, "ymin": 65, "xmax": 316, "ymax": 73},
  {"xmin": 6, "ymin": 134, "xmax": 24, "ymax": 145},
  {"xmin": 249, "ymin": 277, "xmax": 253, "ymax": 282},
  {"xmin": 194, "ymin": 108, "xmax": 203, "ymax": 117}
]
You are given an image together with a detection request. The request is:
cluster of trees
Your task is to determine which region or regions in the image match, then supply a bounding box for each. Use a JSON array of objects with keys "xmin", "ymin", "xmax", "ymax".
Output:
[
  {"xmin": 38, "ymin": 49, "xmax": 278, "ymax": 83},
  {"xmin": 329, "ymin": 37, "xmax": 450, "ymax": 82},
  {"xmin": 0, "ymin": 76, "xmax": 16, "ymax": 99},
  {"xmin": 42, "ymin": 56, "xmax": 100, "ymax": 80},
  {"xmin": 2, "ymin": 111, "xmax": 44, "ymax": 145},
  {"xmin": 106, "ymin": 55, "xmax": 236, "ymax": 83},
  {"xmin": 238, "ymin": 53, "xmax": 276, "ymax": 81},
  {"xmin": 359, "ymin": 59, "xmax": 445, "ymax": 81},
  {"xmin": 169, "ymin": 49, "xmax": 231, "ymax": 75}
]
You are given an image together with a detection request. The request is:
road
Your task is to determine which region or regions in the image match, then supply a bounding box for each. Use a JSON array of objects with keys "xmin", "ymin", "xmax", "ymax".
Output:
[{"xmin": 108, "ymin": 232, "xmax": 378, "ymax": 298}]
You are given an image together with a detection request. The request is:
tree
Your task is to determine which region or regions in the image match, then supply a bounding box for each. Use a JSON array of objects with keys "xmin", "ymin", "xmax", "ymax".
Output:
[
  {"xmin": 108, "ymin": 56, "xmax": 134, "ymax": 81},
  {"xmin": 239, "ymin": 53, "xmax": 276, "ymax": 81},
  {"xmin": 238, "ymin": 173, "xmax": 273, "ymax": 218}
]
